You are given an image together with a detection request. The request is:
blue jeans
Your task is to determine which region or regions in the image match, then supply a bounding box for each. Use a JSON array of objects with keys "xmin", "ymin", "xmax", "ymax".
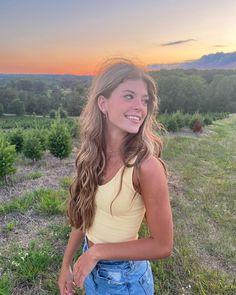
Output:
[{"xmin": 82, "ymin": 237, "xmax": 154, "ymax": 295}]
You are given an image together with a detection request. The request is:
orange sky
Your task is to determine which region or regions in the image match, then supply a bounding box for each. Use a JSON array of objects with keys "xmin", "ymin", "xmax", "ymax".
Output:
[{"xmin": 1, "ymin": 0, "xmax": 236, "ymax": 75}]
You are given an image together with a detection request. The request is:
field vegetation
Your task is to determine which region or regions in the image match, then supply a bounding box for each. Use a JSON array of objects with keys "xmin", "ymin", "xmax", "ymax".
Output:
[{"xmin": 0, "ymin": 113, "xmax": 235, "ymax": 294}]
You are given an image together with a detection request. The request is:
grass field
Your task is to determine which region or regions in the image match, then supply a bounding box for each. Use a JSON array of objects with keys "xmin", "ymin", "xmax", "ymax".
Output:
[{"xmin": 0, "ymin": 115, "xmax": 235, "ymax": 294}]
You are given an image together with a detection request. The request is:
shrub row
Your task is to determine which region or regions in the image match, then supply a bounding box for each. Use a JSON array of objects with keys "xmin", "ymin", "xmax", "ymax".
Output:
[
  {"xmin": 0, "ymin": 114, "xmax": 79, "ymax": 138},
  {"xmin": 158, "ymin": 111, "xmax": 229, "ymax": 132},
  {"xmin": 0, "ymin": 118, "xmax": 73, "ymax": 181}
]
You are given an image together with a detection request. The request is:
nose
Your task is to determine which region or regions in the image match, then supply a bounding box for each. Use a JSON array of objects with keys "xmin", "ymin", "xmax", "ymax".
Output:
[{"xmin": 133, "ymin": 97, "xmax": 145, "ymax": 110}]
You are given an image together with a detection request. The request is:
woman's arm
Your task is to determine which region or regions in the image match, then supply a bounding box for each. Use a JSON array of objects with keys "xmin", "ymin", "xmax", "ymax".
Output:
[
  {"xmin": 61, "ymin": 227, "xmax": 85, "ymax": 267},
  {"xmin": 73, "ymin": 156, "xmax": 173, "ymax": 287},
  {"xmin": 58, "ymin": 227, "xmax": 85, "ymax": 294},
  {"xmin": 91, "ymin": 155, "xmax": 173, "ymax": 260}
]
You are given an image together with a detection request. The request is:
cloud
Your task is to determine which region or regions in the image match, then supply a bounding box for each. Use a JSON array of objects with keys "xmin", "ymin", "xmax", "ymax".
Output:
[
  {"xmin": 161, "ymin": 39, "xmax": 197, "ymax": 46},
  {"xmin": 212, "ymin": 44, "xmax": 225, "ymax": 47}
]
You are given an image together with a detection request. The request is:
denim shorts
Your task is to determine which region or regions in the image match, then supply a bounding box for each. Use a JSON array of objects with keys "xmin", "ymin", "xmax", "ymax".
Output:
[{"xmin": 82, "ymin": 237, "xmax": 154, "ymax": 295}]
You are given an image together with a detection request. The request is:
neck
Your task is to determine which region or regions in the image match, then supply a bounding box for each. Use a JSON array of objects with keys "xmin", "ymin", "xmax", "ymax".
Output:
[{"xmin": 104, "ymin": 129, "xmax": 126, "ymax": 158}]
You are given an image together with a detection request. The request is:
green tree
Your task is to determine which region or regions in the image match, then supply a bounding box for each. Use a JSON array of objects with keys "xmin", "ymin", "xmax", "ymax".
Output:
[
  {"xmin": 8, "ymin": 99, "xmax": 25, "ymax": 116},
  {"xmin": 8, "ymin": 130, "xmax": 24, "ymax": 153},
  {"xmin": 34, "ymin": 94, "xmax": 50, "ymax": 115},
  {"xmin": 0, "ymin": 134, "xmax": 17, "ymax": 181},
  {"xmin": 16, "ymin": 80, "xmax": 33, "ymax": 91},
  {"xmin": 1, "ymin": 88, "xmax": 17, "ymax": 112},
  {"xmin": 48, "ymin": 118, "xmax": 72, "ymax": 160},
  {"xmin": 23, "ymin": 131, "xmax": 43, "ymax": 161},
  {"xmin": 64, "ymin": 92, "xmax": 86, "ymax": 116},
  {"xmin": 0, "ymin": 103, "xmax": 3, "ymax": 116},
  {"xmin": 49, "ymin": 110, "xmax": 57, "ymax": 118}
]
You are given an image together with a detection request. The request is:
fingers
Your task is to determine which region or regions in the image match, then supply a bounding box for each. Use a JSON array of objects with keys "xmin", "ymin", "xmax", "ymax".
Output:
[
  {"xmin": 59, "ymin": 282, "xmax": 75, "ymax": 295},
  {"xmin": 74, "ymin": 274, "xmax": 85, "ymax": 289},
  {"xmin": 73, "ymin": 269, "xmax": 85, "ymax": 289},
  {"xmin": 58, "ymin": 283, "xmax": 65, "ymax": 295},
  {"xmin": 65, "ymin": 284, "xmax": 75, "ymax": 295}
]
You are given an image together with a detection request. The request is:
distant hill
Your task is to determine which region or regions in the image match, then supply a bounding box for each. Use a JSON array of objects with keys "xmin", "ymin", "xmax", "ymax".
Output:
[{"xmin": 148, "ymin": 51, "xmax": 236, "ymax": 70}]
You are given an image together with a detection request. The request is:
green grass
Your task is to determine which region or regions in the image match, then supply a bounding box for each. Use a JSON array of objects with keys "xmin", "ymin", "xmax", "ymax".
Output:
[
  {"xmin": 153, "ymin": 114, "xmax": 236, "ymax": 294},
  {"xmin": 0, "ymin": 169, "xmax": 43, "ymax": 188},
  {"xmin": 59, "ymin": 176, "xmax": 72, "ymax": 190},
  {"xmin": 0, "ymin": 274, "xmax": 11, "ymax": 295},
  {"xmin": 0, "ymin": 223, "xmax": 84, "ymax": 295},
  {"xmin": 0, "ymin": 188, "xmax": 67, "ymax": 215},
  {"xmin": 0, "ymin": 115, "xmax": 235, "ymax": 294},
  {"xmin": 8, "ymin": 241, "xmax": 54, "ymax": 283},
  {"xmin": 27, "ymin": 171, "xmax": 43, "ymax": 180},
  {"xmin": 38, "ymin": 223, "xmax": 71, "ymax": 242},
  {"xmin": 1, "ymin": 220, "xmax": 18, "ymax": 233},
  {"xmin": 0, "ymin": 240, "xmax": 62, "ymax": 294}
]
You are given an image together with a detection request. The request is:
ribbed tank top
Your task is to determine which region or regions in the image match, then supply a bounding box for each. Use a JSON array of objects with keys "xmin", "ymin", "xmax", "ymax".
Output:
[{"xmin": 86, "ymin": 160, "xmax": 146, "ymax": 243}]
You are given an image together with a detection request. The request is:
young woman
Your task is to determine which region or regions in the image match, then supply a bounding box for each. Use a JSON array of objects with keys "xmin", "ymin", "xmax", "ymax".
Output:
[{"xmin": 58, "ymin": 59, "xmax": 173, "ymax": 295}]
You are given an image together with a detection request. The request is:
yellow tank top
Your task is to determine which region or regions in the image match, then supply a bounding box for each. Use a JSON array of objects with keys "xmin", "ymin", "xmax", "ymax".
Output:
[{"xmin": 86, "ymin": 160, "xmax": 146, "ymax": 243}]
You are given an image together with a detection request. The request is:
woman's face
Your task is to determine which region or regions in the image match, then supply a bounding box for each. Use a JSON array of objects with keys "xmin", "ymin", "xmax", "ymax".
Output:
[{"xmin": 98, "ymin": 79, "xmax": 149, "ymax": 137}]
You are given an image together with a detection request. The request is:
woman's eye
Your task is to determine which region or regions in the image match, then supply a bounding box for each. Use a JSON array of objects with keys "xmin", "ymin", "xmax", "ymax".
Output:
[{"xmin": 124, "ymin": 94, "xmax": 133, "ymax": 100}]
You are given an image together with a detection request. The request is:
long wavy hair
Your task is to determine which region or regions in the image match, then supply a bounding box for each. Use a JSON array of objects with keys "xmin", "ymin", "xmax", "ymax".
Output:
[{"xmin": 68, "ymin": 58, "xmax": 166, "ymax": 231}]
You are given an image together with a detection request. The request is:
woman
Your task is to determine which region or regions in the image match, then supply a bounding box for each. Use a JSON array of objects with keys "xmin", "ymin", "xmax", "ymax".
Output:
[{"xmin": 58, "ymin": 58, "xmax": 173, "ymax": 295}]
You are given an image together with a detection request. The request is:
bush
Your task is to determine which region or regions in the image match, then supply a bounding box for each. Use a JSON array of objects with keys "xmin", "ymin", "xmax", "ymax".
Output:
[
  {"xmin": 58, "ymin": 107, "xmax": 68, "ymax": 118},
  {"xmin": 0, "ymin": 103, "xmax": 4, "ymax": 116},
  {"xmin": 167, "ymin": 115, "xmax": 179, "ymax": 132},
  {"xmin": 49, "ymin": 110, "xmax": 56, "ymax": 119},
  {"xmin": 190, "ymin": 113, "xmax": 204, "ymax": 130},
  {"xmin": 183, "ymin": 113, "xmax": 192, "ymax": 126},
  {"xmin": 203, "ymin": 115, "xmax": 213, "ymax": 125},
  {"xmin": 48, "ymin": 119, "xmax": 72, "ymax": 160},
  {"xmin": 0, "ymin": 134, "xmax": 17, "ymax": 180},
  {"xmin": 23, "ymin": 131, "xmax": 43, "ymax": 161},
  {"xmin": 66, "ymin": 118, "xmax": 80, "ymax": 138},
  {"xmin": 33, "ymin": 129, "xmax": 48, "ymax": 151},
  {"xmin": 172, "ymin": 110, "xmax": 185, "ymax": 129},
  {"xmin": 8, "ymin": 130, "xmax": 24, "ymax": 153},
  {"xmin": 192, "ymin": 119, "xmax": 203, "ymax": 133}
]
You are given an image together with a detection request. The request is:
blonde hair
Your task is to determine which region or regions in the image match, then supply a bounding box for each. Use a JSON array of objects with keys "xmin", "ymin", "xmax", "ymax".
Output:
[{"xmin": 68, "ymin": 58, "xmax": 165, "ymax": 231}]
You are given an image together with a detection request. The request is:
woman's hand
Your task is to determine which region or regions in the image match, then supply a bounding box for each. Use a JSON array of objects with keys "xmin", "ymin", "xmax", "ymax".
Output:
[
  {"xmin": 58, "ymin": 265, "xmax": 75, "ymax": 295},
  {"xmin": 73, "ymin": 247, "xmax": 98, "ymax": 289}
]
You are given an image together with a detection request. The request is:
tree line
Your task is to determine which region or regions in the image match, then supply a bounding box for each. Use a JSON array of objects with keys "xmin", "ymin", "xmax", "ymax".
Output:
[
  {"xmin": 0, "ymin": 68, "xmax": 236, "ymax": 116},
  {"xmin": 152, "ymin": 68, "xmax": 236, "ymax": 113},
  {"xmin": 0, "ymin": 78, "xmax": 88, "ymax": 116}
]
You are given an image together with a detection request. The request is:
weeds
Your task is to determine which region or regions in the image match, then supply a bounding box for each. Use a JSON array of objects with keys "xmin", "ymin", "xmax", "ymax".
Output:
[
  {"xmin": 27, "ymin": 171, "xmax": 43, "ymax": 180},
  {"xmin": 0, "ymin": 188, "xmax": 67, "ymax": 216},
  {"xmin": 1, "ymin": 220, "xmax": 18, "ymax": 233}
]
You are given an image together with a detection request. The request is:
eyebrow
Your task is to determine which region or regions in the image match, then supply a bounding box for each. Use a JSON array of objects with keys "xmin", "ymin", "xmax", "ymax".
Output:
[{"xmin": 122, "ymin": 90, "xmax": 149, "ymax": 97}]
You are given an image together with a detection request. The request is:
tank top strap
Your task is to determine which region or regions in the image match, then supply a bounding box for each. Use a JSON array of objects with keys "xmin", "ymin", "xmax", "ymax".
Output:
[{"xmin": 123, "ymin": 155, "xmax": 137, "ymax": 185}]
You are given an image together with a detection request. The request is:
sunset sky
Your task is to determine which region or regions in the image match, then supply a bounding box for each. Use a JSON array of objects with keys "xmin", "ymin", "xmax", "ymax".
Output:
[{"xmin": 1, "ymin": 0, "xmax": 236, "ymax": 75}]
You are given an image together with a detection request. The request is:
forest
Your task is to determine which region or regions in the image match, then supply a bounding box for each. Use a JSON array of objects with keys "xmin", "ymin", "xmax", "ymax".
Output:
[{"xmin": 1, "ymin": 68, "xmax": 236, "ymax": 117}]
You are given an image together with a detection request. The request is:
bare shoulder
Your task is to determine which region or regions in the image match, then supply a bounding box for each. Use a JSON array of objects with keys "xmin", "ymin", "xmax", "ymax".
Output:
[
  {"xmin": 139, "ymin": 155, "xmax": 167, "ymax": 181},
  {"xmin": 137, "ymin": 155, "xmax": 168, "ymax": 201}
]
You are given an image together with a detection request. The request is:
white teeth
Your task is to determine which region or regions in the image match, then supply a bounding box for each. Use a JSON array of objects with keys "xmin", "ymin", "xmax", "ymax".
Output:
[{"xmin": 126, "ymin": 115, "xmax": 141, "ymax": 122}]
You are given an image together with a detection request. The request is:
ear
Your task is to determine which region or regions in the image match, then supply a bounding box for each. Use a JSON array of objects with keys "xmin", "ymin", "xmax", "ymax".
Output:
[{"xmin": 97, "ymin": 95, "xmax": 107, "ymax": 114}]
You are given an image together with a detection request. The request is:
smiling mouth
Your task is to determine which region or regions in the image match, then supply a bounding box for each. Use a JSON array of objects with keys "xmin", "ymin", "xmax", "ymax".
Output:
[{"xmin": 125, "ymin": 115, "xmax": 142, "ymax": 123}]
